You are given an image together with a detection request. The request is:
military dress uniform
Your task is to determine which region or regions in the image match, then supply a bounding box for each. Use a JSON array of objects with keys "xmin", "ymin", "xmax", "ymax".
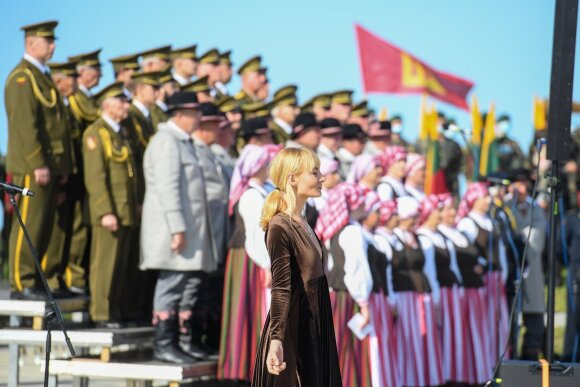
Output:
[
  {"xmin": 234, "ymin": 55, "xmax": 266, "ymax": 103},
  {"xmin": 47, "ymin": 59, "xmax": 89, "ymax": 292},
  {"xmin": 68, "ymin": 49, "xmax": 102, "ymax": 128},
  {"xmin": 82, "ymin": 83, "xmax": 138, "ymax": 323},
  {"xmin": 5, "ymin": 21, "xmax": 73, "ymax": 295},
  {"xmin": 269, "ymin": 85, "xmax": 298, "ymax": 145}
]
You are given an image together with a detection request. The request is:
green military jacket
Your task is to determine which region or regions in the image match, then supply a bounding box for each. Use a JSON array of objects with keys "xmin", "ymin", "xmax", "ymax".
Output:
[
  {"xmin": 69, "ymin": 88, "xmax": 99, "ymax": 129},
  {"xmin": 269, "ymin": 121, "xmax": 290, "ymax": 145},
  {"xmin": 4, "ymin": 59, "xmax": 73, "ymax": 175},
  {"xmin": 126, "ymin": 104, "xmax": 155, "ymax": 204},
  {"xmin": 150, "ymin": 103, "xmax": 168, "ymax": 131},
  {"xmin": 82, "ymin": 117, "xmax": 137, "ymax": 227},
  {"xmin": 234, "ymin": 89, "xmax": 258, "ymax": 104}
]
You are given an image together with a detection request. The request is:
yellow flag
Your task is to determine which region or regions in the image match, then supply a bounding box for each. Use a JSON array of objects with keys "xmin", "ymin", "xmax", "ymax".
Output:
[
  {"xmin": 379, "ymin": 107, "xmax": 388, "ymax": 121},
  {"xmin": 428, "ymin": 102, "xmax": 438, "ymax": 140},
  {"xmin": 419, "ymin": 95, "xmax": 429, "ymax": 141},
  {"xmin": 533, "ymin": 96, "xmax": 547, "ymax": 131},
  {"xmin": 479, "ymin": 102, "xmax": 496, "ymax": 176},
  {"xmin": 471, "ymin": 95, "xmax": 483, "ymax": 146}
]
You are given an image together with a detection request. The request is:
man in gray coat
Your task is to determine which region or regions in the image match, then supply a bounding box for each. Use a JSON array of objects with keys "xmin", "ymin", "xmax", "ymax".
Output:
[
  {"xmin": 505, "ymin": 172, "xmax": 547, "ymax": 360},
  {"xmin": 140, "ymin": 92, "xmax": 217, "ymax": 364}
]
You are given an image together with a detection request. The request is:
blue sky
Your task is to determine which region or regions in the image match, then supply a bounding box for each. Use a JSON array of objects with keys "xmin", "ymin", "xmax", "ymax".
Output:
[{"xmin": 0, "ymin": 0, "xmax": 577, "ymax": 153}]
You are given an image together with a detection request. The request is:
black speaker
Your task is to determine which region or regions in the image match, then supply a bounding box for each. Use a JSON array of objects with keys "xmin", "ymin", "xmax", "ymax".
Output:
[
  {"xmin": 546, "ymin": 0, "xmax": 578, "ymax": 161},
  {"xmin": 499, "ymin": 360, "xmax": 580, "ymax": 387}
]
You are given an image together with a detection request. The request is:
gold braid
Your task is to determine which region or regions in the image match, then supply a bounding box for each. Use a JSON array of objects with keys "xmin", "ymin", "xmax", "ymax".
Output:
[{"xmin": 7, "ymin": 68, "xmax": 57, "ymax": 108}]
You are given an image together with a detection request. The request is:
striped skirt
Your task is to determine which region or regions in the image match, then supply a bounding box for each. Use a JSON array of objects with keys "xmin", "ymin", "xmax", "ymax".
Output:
[
  {"xmin": 329, "ymin": 289, "xmax": 372, "ymax": 387},
  {"xmin": 440, "ymin": 286, "xmax": 469, "ymax": 384},
  {"xmin": 485, "ymin": 271, "xmax": 510, "ymax": 367},
  {"xmin": 396, "ymin": 291, "xmax": 444, "ymax": 387},
  {"xmin": 368, "ymin": 292, "xmax": 398, "ymax": 387},
  {"xmin": 218, "ymin": 247, "xmax": 270, "ymax": 381},
  {"xmin": 460, "ymin": 287, "xmax": 493, "ymax": 384}
]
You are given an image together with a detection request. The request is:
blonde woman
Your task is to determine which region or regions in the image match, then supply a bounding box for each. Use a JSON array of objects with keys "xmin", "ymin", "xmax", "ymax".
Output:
[{"xmin": 252, "ymin": 147, "xmax": 342, "ymax": 387}]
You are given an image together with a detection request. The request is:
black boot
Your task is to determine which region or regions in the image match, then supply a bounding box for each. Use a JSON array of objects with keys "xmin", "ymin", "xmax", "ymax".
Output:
[
  {"xmin": 153, "ymin": 317, "xmax": 197, "ymax": 364},
  {"xmin": 179, "ymin": 317, "xmax": 213, "ymax": 360}
]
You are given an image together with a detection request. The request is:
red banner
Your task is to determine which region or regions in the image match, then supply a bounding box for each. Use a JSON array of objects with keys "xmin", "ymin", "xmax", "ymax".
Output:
[{"xmin": 355, "ymin": 24, "xmax": 474, "ymax": 110}]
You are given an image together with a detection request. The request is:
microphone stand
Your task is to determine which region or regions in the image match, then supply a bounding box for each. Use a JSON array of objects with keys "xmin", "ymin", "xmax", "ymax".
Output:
[{"xmin": 7, "ymin": 192, "xmax": 75, "ymax": 387}]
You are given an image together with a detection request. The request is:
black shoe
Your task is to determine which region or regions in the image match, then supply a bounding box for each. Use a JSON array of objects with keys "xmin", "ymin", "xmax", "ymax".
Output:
[
  {"xmin": 10, "ymin": 288, "xmax": 46, "ymax": 301},
  {"xmin": 154, "ymin": 318, "xmax": 197, "ymax": 364},
  {"xmin": 178, "ymin": 317, "xmax": 211, "ymax": 360},
  {"xmin": 95, "ymin": 321, "xmax": 125, "ymax": 329},
  {"xmin": 52, "ymin": 288, "xmax": 78, "ymax": 299}
]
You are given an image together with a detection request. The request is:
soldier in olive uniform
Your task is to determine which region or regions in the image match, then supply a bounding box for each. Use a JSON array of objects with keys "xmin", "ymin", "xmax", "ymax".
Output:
[
  {"xmin": 182, "ymin": 75, "xmax": 213, "ymax": 103},
  {"xmin": 304, "ymin": 93, "xmax": 332, "ymax": 121},
  {"xmin": 48, "ymin": 60, "xmax": 89, "ymax": 294},
  {"xmin": 234, "ymin": 55, "xmax": 266, "ymax": 103},
  {"xmin": 5, "ymin": 21, "xmax": 73, "ymax": 298},
  {"xmin": 348, "ymin": 100, "xmax": 371, "ymax": 132},
  {"xmin": 151, "ymin": 69, "xmax": 177, "ymax": 129},
  {"xmin": 109, "ymin": 53, "xmax": 140, "ymax": 99},
  {"xmin": 170, "ymin": 45, "xmax": 197, "ymax": 87},
  {"xmin": 82, "ymin": 82, "xmax": 138, "ymax": 327},
  {"xmin": 214, "ymin": 50, "xmax": 233, "ymax": 97},
  {"xmin": 68, "ymin": 49, "xmax": 102, "ymax": 128},
  {"xmin": 269, "ymin": 85, "xmax": 299, "ymax": 145},
  {"xmin": 139, "ymin": 45, "xmax": 172, "ymax": 73},
  {"xmin": 328, "ymin": 90, "xmax": 353, "ymax": 124},
  {"xmin": 196, "ymin": 49, "xmax": 221, "ymax": 97},
  {"xmin": 390, "ymin": 114, "xmax": 412, "ymax": 150}
]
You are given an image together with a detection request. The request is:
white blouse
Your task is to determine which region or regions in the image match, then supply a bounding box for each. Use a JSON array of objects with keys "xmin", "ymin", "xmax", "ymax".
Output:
[
  {"xmin": 457, "ymin": 211, "xmax": 508, "ymax": 282},
  {"xmin": 416, "ymin": 227, "xmax": 463, "ymax": 286},
  {"xmin": 373, "ymin": 227, "xmax": 399, "ymax": 306},
  {"xmin": 377, "ymin": 175, "xmax": 408, "ymax": 202},
  {"xmin": 238, "ymin": 181, "xmax": 270, "ymax": 269},
  {"xmin": 338, "ymin": 222, "xmax": 374, "ymax": 306},
  {"xmin": 394, "ymin": 228, "xmax": 441, "ymax": 305}
]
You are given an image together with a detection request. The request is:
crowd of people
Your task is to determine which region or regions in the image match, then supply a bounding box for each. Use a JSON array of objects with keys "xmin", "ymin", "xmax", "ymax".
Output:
[{"xmin": 2, "ymin": 19, "xmax": 580, "ymax": 387}]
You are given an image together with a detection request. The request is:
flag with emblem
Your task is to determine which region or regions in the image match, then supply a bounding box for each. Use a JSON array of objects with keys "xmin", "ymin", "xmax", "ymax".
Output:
[
  {"xmin": 479, "ymin": 102, "xmax": 498, "ymax": 177},
  {"xmin": 470, "ymin": 95, "xmax": 483, "ymax": 180},
  {"xmin": 355, "ymin": 24, "xmax": 474, "ymax": 110},
  {"xmin": 422, "ymin": 100, "xmax": 449, "ymax": 194}
]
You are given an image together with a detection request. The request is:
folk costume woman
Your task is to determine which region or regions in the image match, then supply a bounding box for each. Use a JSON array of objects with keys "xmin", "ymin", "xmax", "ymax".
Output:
[
  {"xmin": 377, "ymin": 145, "xmax": 408, "ymax": 202},
  {"xmin": 416, "ymin": 194, "xmax": 466, "ymax": 385},
  {"xmin": 438, "ymin": 193, "xmax": 491, "ymax": 384},
  {"xmin": 392, "ymin": 196, "xmax": 444, "ymax": 387},
  {"xmin": 219, "ymin": 144, "xmax": 278, "ymax": 381},
  {"xmin": 315, "ymin": 182, "xmax": 372, "ymax": 386},
  {"xmin": 457, "ymin": 182, "xmax": 510, "ymax": 371}
]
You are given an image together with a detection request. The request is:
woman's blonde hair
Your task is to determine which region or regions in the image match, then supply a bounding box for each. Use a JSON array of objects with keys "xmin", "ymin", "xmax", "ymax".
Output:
[{"xmin": 260, "ymin": 147, "xmax": 320, "ymax": 231}]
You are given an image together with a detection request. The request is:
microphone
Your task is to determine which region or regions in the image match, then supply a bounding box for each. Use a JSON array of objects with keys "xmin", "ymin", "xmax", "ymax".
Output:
[
  {"xmin": 536, "ymin": 137, "xmax": 547, "ymax": 152},
  {"xmin": 484, "ymin": 176, "xmax": 511, "ymax": 186},
  {"xmin": 446, "ymin": 123, "xmax": 467, "ymax": 134},
  {"xmin": 0, "ymin": 181, "xmax": 35, "ymax": 197}
]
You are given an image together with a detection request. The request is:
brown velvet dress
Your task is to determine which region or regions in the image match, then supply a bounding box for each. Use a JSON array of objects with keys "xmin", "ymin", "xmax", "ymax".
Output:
[{"xmin": 252, "ymin": 213, "xmax": 342, "ymax": 387}]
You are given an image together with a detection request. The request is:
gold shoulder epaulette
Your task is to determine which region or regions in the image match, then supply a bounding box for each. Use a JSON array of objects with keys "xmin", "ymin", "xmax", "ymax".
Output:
[
  {"xmin": 69, "ymin": 93, "xmax": 99, "ymax": 122},
  {"xmin": 7, "ymin": 68, "xmax": 57, "ymax": 108}
]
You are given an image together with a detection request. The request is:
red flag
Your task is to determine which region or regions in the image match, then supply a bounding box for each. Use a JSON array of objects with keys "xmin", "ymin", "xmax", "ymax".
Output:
[{"xmin": 355, "ymin": 24, "xmax": 474, "ymax": 110}]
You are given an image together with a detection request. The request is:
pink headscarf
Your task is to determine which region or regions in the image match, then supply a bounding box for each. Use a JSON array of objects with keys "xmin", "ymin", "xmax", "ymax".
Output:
[
  {"xmin": 456, "ymin": 182, "xmax": 489, "ymax": 221},
  {"xmin": 228, "ymin": 144, "xmax": 270, "ymax": 215},
  {"xmin": 347, "ymin": 154, "xmax": 381, "ymax": 183},
  {"xmin": 320, "ymin": 158, "xmax": 339, "ymax": 176},
  {"xmin": 364, "ymin": 190, "xmax": 381, "ymax": 213},
  {"xmin": 405, "ymin": 153, "xmax": 426, "ymax": 177},
  {"xmin": 397, "ymin": 196, "xmax": 419, "ymax": 220},
  {"xmin": 378, "ymin": 145, "xmax": 407, "ymax": 174},
  {"xmin": 418, "ymin": 194, "xmax": 441, "ymax": 226},
  {"xmin": 438, "ymin": 193, "xmax": 454, "ymax": 208},
  {"xmin": 379, "ymin": 200, "xmax": 397, "ymax": 225},
  {"xmin": 315, "ymin": 182, "xmax": 366, "ymax": 242}
]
